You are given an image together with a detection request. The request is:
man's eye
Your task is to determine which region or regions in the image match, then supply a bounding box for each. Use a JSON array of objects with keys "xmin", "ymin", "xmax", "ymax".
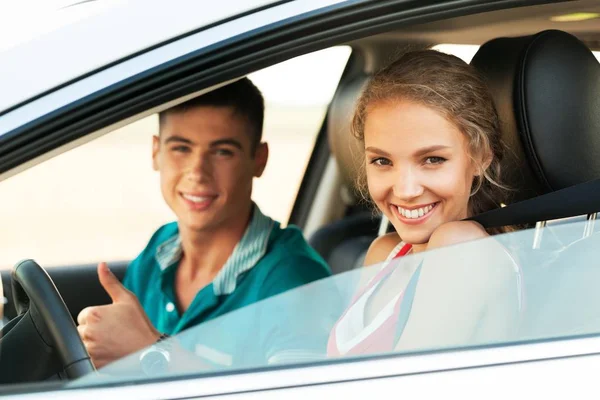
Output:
[
  {"xmin": 370, "ymin": 157, "xmax": 392, "ymax": 166},
  {"xmin": 215, "ymin": 149, "xmax": 234, "ymax": 157},
  {"xmin": 424, "ymin": 156, "xmax": 447, "ymax": 165},
  {"xmin": 172, "ymin": 146, "xmax": 191, "ymax": 153}
]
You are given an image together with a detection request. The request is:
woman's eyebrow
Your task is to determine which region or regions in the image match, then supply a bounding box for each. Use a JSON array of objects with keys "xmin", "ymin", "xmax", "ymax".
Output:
[
  {"xmin": 365, "ymin": 147, "xmax": 392, "ymax": 157},
  {"xmin": 414, "ymin": 145, "xmax": 451, "ymax": 157}
]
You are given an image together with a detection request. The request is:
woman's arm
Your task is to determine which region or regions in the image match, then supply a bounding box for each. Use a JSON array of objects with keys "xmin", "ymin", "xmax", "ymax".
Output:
[{"xmin": 394, "ymin": 223, "xmax": 520, "ymax": 352}]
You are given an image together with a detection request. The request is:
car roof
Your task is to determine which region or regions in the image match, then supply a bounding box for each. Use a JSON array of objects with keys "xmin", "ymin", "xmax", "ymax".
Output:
[{"xmin": 0, "ymin": 0, "xmax": 279, "ymax": 114}]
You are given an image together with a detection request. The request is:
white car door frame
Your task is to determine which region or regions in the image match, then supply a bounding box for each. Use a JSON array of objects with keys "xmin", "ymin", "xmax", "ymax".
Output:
[{"xmin": 0, "ymin": 0, "xmax": 529, "ymax": 180}]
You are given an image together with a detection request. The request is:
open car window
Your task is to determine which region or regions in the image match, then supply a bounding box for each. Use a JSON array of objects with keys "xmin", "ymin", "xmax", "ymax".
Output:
[
  {"xmin": 0, "ymin": 46, "xmax": 351, "ymax": 269},
  {"xmin": 70, "ymin": 218, "xmax": 600, "ymax": 386}
]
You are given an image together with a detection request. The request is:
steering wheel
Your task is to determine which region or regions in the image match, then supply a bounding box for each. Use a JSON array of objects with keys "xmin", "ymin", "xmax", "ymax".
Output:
[{"xmin": 9, "ymin": 259, "xmax": 96, "ymax": 379}]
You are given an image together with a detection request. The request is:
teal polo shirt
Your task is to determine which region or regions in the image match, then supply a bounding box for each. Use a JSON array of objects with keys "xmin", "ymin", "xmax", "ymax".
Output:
[{"xmin": 123, "ymin": 205, "xmax": 331, "ymax": 335}]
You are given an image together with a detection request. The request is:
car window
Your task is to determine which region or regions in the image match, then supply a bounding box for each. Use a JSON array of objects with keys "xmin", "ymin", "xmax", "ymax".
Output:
[
  {"xmin": 68, "ymin": 219, "xmax": 600, "ymax": 386},
  {"xmin": 0, "ymin": 46, "xmax": 351, "ymax": 270}
]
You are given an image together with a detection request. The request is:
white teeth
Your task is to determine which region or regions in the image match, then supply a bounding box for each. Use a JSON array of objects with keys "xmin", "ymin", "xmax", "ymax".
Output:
[
  {"xmin": 183, "ymin": 194, "xmax": 210, "ymax": 203},
  {"xmin": 397, "ymin": 203, "xmax": 436, "ymax": 219}
]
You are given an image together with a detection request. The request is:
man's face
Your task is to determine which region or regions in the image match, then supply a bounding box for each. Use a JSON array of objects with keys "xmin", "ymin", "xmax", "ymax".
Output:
[{"xmin": 153, "ymin": 106, "xmax": 268, "ymax": 233}]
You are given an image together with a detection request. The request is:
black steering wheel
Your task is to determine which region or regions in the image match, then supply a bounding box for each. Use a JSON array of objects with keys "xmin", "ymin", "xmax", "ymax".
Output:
[{"xmin": 0, "ymin": 259, "xmax": 96, "ymax": 382}]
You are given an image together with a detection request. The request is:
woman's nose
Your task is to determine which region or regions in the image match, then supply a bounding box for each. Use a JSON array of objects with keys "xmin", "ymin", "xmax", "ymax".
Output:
[{"xmin": 393, "ymin": 167, "xmax": 424, "ymax": 200}]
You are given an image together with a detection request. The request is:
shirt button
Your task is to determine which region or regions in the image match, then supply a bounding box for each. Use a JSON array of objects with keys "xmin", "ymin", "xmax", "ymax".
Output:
[{"xmin": 166, "ymin": 302, "xmax": 175, "ymax": 312}]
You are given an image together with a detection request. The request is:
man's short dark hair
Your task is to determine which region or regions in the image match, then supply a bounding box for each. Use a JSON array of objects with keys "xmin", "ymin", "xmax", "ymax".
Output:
[{"xmin": 159, "ymin": 78, "xmax": 265, "ymax": 153}]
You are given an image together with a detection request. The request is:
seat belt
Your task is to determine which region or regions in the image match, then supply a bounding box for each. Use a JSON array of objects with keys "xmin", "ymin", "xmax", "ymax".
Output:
[{"xmin": 468, "ymin": 178, "xmax": 600, "ymax": 228}]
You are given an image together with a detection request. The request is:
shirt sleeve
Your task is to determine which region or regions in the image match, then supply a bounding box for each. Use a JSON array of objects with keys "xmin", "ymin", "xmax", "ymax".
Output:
[
  {"xmin": 122, "ymin": 253, "xmax": 140, "ymax": 294},
  {"xmin": 259, "ymin": 255, "xmax": 331, "ymax": 298},
  {"xmin": 256, "ymin": 256, "xmax": 343, "ymax": 365}
]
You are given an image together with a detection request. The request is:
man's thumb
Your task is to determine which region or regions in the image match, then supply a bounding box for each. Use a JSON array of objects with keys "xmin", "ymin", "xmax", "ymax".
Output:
[{"xmin": 98, "ymin": 262, "xmax": 128, "ymax": 302}]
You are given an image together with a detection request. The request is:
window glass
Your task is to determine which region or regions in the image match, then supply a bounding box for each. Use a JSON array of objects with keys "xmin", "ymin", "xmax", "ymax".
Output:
[
  {"xmin": 0, "ymin": 46, "xmax": 351, "ymax": 269},
  {"xmin": 433, "ymin": 43, "xmax": 480, "ymax": 63},
  {"xmin": 250, "ymin": 46, "xmax": 351, "ymax": 224},
  {"xmin": 70, "ymin": 220, "xmax": 600, "ymax": 386}
]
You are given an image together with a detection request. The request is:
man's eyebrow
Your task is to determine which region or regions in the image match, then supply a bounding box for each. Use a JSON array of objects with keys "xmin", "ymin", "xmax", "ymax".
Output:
[
  {"xmin": 365, "ymin": 147, "xmax": 392, "ymax": 157},
  {"xmin": 164, "ymin": 135, "xmax": 194, "ymax": 145},
  {"xmin": 414, "ymin": 145, "xmax": 451, "ymax": 157},
  {"xmin": 210, "ymin": 138, "xmax": 243, "ymax": 150}
]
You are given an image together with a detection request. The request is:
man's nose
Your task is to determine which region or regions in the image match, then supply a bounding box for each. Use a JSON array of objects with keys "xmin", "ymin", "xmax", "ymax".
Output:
[
  {"xmin": 188, "ymin": 155, "xmax": 212, "ymax": 182},
  {"xmin": 392, "ymin": 167, "xmax": 424, "ymax": 200}
]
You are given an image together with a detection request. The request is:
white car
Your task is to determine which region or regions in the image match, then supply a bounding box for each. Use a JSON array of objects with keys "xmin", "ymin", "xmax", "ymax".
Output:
[{"xmin": 2, "ymin": 0, "xmax": 600, "ymax": 398}]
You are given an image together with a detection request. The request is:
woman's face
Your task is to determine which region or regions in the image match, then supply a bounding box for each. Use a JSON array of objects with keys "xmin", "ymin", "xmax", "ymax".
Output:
[{"xmin": 364, "ymin": 100, "xmax": 480, "ymax": 247}]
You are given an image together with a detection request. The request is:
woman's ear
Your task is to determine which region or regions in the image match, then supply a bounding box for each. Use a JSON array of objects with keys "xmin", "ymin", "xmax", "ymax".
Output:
[
  {"xmin": 482, "ymin": 151, "xmax": 493, "ymax": 172},
  {"xmin": 473, "ymin": 150, "xmax": 493, "ymax": 177}
]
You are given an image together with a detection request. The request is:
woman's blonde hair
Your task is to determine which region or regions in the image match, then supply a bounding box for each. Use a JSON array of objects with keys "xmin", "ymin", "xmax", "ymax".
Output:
[{"xmin": 352, "ymin": 50, "xmax": 510, "ymax": 231}]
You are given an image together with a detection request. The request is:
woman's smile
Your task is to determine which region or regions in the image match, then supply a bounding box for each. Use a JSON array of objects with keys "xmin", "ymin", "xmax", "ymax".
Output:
[{"xmin": 391, "ymin": 202, "xmax": 439, "ymax": 225}]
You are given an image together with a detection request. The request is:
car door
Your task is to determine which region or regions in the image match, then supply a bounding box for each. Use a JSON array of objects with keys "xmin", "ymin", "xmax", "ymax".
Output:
[
  {"xmin": 5, "ymin": 218, "xmax": 600, "ymax": 399},
  {"xmin": 3, "ymin": 0, "xmax": 589, "ymax": 397}
]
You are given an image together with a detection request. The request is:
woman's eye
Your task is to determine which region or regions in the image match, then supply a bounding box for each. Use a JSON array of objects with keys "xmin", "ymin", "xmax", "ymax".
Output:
[
  {"xmin": 424, "ymin": 156, "xmax": 446, "ymax": 165},
  {"xmin": 369, "ymin": 157, "xmax": 392, "ymax": 167}
]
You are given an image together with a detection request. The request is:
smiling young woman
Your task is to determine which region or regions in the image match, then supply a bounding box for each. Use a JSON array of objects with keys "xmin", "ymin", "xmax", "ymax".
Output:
[
  {"xmin": 355, "ymin": 49, "xmax": 509, "ymax": 258},
  {"xmin": 327, "ymin": 49, "xmax": 519, "ymax": 357}
]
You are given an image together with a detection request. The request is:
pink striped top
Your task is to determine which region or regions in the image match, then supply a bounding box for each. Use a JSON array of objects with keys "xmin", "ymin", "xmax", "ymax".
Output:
[{"xmin": 327, "ymin": 243, "xmax": 413, "ymax": 357}]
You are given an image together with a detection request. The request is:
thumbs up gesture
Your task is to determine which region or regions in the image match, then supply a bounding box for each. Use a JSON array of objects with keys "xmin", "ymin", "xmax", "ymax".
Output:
[{"xmin": 77, "ymin": 262, "xmax": 160, "ymax": 369}]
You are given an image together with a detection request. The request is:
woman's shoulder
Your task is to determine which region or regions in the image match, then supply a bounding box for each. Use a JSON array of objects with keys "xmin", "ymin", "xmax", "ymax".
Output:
[
  {"xmin": 427, "ymin": 220, "xmax": 488, "ymax": 250},
  {"xmin": 363, "ymin": 232, "xmax": 402, "ymax": 267}
]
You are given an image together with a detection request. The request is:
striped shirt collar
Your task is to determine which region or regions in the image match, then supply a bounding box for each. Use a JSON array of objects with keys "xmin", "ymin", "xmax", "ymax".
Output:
[{"xmin": 154, "ymin": 204, "xmax": 276, "ymax": 295}]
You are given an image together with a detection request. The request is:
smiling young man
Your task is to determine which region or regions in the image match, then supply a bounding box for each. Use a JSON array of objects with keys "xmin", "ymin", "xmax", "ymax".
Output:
[{"xmin": 77, "ymin": 78, "xmax": 331, "ymax": 369}]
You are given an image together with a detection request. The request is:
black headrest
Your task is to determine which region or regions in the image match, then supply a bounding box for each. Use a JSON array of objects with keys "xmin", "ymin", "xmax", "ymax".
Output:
[{"xmin": 471, "ymin": 30, "xmax": 600, "ymax": 203}]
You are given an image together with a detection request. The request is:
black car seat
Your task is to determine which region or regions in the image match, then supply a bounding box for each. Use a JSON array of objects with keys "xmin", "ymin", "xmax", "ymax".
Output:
[
  {"xmin": 471, "ymin": 29, "xmax": 600, "ymax": 204},
  {"xmin": 470, "ymin": 29, "xmax": 600, "ymax": 245},
  {"xmin": 469, "ymin": 30, "xmax": 600, "ymax": 338},
  {"xmin": 308, "ymin": 74, "xmax": 383, "ymax": 274}
]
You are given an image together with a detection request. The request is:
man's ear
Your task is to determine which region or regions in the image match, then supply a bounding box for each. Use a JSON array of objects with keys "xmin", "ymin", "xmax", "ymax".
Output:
[
  {"xmin": 152, "ymin": 135, "xmax": 160, "ymax": 171},
  {"xmin": 253, "ymin": 142, "xmax": 269, "ymax": 177}
]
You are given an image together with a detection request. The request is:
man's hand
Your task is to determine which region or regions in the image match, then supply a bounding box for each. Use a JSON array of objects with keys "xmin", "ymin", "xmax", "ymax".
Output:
[{"xmin": 77, "ymin": 262, "xmax": 160, "ymax": 369}]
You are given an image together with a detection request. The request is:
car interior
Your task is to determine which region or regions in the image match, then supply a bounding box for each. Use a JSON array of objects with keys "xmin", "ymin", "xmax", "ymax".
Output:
[{"xmin": 1, "ymin": 0, "xmax": 600, "ymax": 385}]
